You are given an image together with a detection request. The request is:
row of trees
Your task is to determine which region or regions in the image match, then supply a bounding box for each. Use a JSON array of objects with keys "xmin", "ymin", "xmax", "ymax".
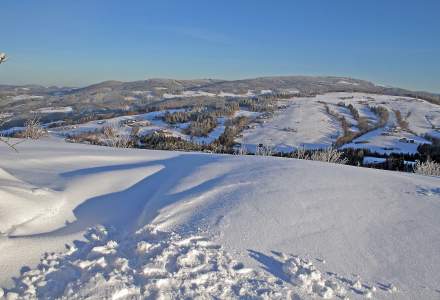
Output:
[
  {"xmin": 218, "ymin": 116, "xmax": 250, "ymax": 150},
  {"xmin": 338, "ymin": 102, "xmax": 370, "ymax": 132},
  {"xmin": 322, "ymin": 103, "xmax": 360, "ymax": 147},
  {"xmin": 393, "ymin": 109, "xmax": 409, "ymax": 130},
  {"xmin": 369, "ymin": 105, "xmax": 389, "ymax": 127}
]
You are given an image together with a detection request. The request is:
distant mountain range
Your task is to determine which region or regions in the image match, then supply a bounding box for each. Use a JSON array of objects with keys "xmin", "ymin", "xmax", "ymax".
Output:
[
  {"xmin": 1, "ymin": 75, "xmax": 439, "ymax": 97},
  {"xmin": 1, "ymin": 76, "xmax": 439, "ymax": 128}
]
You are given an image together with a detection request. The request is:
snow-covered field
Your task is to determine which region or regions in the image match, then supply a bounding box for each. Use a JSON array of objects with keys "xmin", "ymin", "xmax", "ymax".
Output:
[
  {"xmin": 10, "ymin": 95, "xmax": 44, "ymax": 101},
  {"xmin": 240, "ymin": 92, "xmax": 439, "ymax": 153},
  {"xmin": 239, "ymin": 98, "xmax": 341, "ymax": 152},
  {"xmin": 1, "ymin": 138, "xmax": 439, "ymax": 299},
  {"xmin": 49, "ymin": 109, "xmax": 187, "ymax": 140},
  {"xmin": 341, "ymin": 128, "xmax": 429, "ymax": 155},
  {"xmin": 32, "ymin": 106, "xmax": 73, "ymax": 114},
  {"xmin": 162, "ymin": 89, "xmax": 273, "ymax": 99}
]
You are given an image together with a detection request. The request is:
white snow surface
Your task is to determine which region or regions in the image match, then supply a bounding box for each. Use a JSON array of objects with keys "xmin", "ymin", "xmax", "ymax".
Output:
[
  {"xmin": 0, "ymin": 139, "xmax": 440, "ymax": 299},
  {"xmin": 10, "ymin": 95, "xmax": 44, "ymax": 101},
  {"xmin": 161, "ymin": 89, "xmax": 271, "ymax": 99}
]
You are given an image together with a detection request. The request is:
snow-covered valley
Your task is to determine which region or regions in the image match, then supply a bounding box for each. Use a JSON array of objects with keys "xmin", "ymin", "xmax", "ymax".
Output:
[{"xmin": 0, "ymin": 138, "xmax": 439, "ymax": 299}]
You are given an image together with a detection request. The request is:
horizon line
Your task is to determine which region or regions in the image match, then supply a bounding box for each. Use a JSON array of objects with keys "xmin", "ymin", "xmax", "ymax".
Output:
[{"xmin": 0, "ymin": 74, "xmax": 439, "ymax": 95}]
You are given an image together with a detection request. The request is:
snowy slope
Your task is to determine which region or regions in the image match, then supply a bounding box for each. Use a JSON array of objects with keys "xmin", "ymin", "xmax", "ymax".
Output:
[
  {"xmin": 239, "ymin": 99, "xmax": 341, "ymax": 152},
  {"xmin": 0, "ymin": 139, "xmax": 439, "ymax": 299},
  {"xmin": 239, "ymin": 92, "xmax": 439, "ymax": 153}
]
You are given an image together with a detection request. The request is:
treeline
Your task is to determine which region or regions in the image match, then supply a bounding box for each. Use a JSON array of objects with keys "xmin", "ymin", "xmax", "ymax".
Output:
[
  {"xmin": 138, "ymin": 131, "xmax": 208, "ymax": 152},
  {"xmin": 322, "ymin": 103, "xmax": 361, "ymax": 147},
  {"xmin": 162, "ymin": 103, "xmax": 239, "ymax": 124},
  {"xmin": 330, "ymin": 103, "xmax": 392, "ymax": 147},
  {"xmin": 183, "ymin": 115, "xmax": 217, "ymax": 137},
  {"xmin": 137, "ymin": 131, "xmax": 232, "ymax": 153},
  {"xmin": 418, "ymin": 136, "xmax": 440, "ymax": 162},
  {"xmin": 218, "ymin": 116, "xmax": 251, "ymax": 150},
  {"xmin": 239, "ymin": 95, "xmax": 277, "ymax": 112},
  {"xmin": 341, "ymin": 148, "xmax": 418, "ymax": 172}
]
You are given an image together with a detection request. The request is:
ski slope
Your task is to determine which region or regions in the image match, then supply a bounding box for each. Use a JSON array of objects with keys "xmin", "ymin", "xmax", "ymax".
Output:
[{"xmin": 0, "ymin": 139, "xmax": 439, "ymax": 299}]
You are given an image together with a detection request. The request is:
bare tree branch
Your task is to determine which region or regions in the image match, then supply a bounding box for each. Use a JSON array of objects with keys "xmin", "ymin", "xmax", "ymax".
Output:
[
  {"xmin": 0, "ymin": 114, "xmax": 24, "ymax": 152},
  {"xmin": 0, "ymin": 52, "xmax": 7, "ymax": 64},
  {"xmin": 0, "ymin": 52, "xmax": 21, "ymax": 152},
  {"xmin": 0, "ymin": 136, "xmax": 23, "ymax": 152}
]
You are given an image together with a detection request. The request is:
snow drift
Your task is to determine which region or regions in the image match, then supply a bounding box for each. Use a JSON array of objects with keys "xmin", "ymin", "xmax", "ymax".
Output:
[{"xmin": 0, "ymin": 138, "xmax": 439, "ymax": 299}]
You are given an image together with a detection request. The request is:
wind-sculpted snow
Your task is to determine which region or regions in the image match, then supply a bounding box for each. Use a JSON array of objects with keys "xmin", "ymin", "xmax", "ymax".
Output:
[{"xmin": 1, "ymin": 139, "xmax": 440, "ymax": 299}]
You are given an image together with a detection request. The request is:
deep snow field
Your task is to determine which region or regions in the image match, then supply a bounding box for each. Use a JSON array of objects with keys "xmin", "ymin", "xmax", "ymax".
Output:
[{"xmin": 0, "ymin": 138, "xmax": 439, "ymax": 299}]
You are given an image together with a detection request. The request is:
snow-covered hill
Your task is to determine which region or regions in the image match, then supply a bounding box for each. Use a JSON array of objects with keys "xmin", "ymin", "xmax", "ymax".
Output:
[
  {"xmin": 0, "ymin": 139, "xmax": 439, "ymax": 299},
  {"xmin": 240, "ymin": 92, "xmax": 438, "ymax": 154}
]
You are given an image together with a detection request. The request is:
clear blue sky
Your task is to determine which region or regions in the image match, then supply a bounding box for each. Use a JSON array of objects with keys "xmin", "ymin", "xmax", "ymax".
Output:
[{"xmin": 1, "ymin": 0, "xmax": 439, "ymax": 92}]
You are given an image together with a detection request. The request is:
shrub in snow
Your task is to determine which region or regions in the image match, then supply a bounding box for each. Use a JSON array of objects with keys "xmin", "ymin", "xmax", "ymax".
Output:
[
  {"xmin": 101, "ymin": 125, "xmax": 132, "ymax": 148},
  {"xmin": 22, "ymin": 116, "xmax": 47, "ymax": 139},
  {"xmin": 255, "ymin": 144, "xmax": 274, "ymax": 156},
  {"xmin": 414, "ymin": 160, "xmax": 440, "ymax": 177},
  {"xmin": 292, "ymin": 147, "xmax": 309, "ymax": 160},
  {"xmin": 234, "ymin": 143, "xmax": 248, "ymax": 155},
  {"xmin": 102, "ymin": 125, "xmax": 117, "ymax": 139},
  {"xmin": 310, "ymin": 148, "xmax": 347, "ymax": 164}
]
